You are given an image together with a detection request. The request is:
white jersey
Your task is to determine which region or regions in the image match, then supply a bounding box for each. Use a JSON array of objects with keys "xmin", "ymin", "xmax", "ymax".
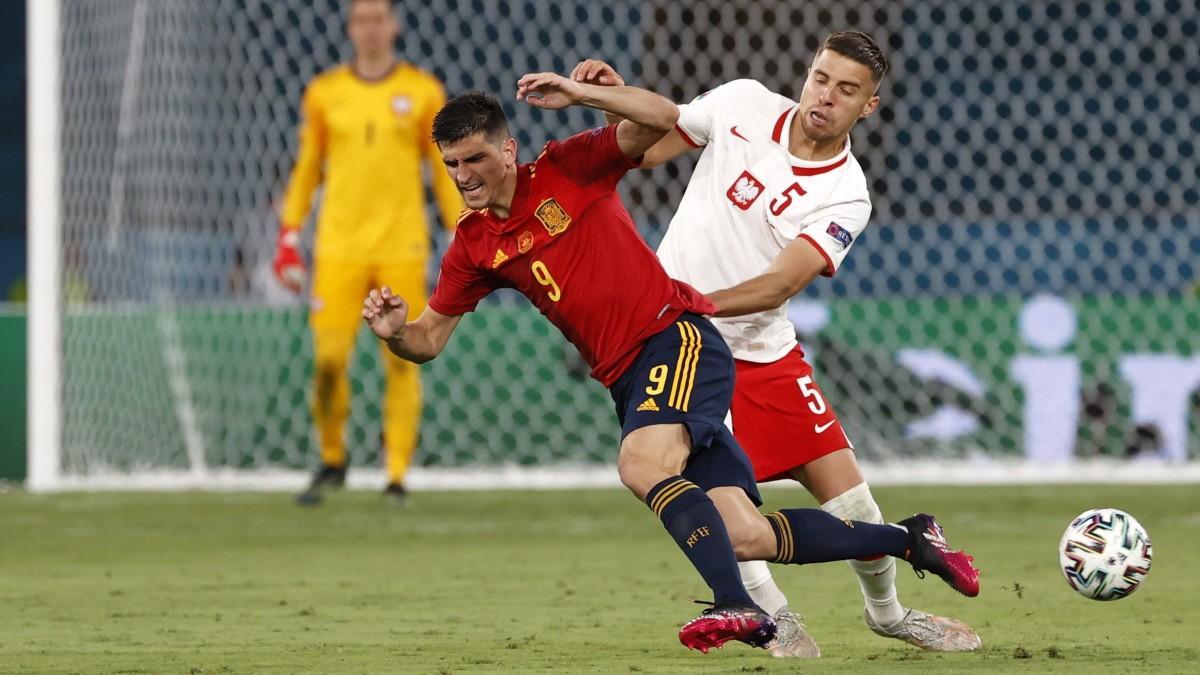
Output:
[{"xmin": 658, "ymin": 79, "xmax": 872, "ymax": 363}]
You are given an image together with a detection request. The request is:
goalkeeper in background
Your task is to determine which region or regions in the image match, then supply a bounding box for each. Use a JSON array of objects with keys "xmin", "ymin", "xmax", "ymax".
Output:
[{"xmin": 274, "ymin": 0, "xmax": 463, "ymax": 505}]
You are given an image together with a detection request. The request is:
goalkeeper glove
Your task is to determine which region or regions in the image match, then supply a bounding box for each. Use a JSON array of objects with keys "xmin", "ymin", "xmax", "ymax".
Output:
[{"xmin": 272, "ymin": 226, "xmax": 306, "ymax": 293}]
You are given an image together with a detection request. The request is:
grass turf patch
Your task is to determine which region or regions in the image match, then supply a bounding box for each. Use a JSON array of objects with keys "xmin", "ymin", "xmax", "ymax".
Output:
[{"xmin": 1, "ymin": 485, "xmax": 1197, "ymax": 673}]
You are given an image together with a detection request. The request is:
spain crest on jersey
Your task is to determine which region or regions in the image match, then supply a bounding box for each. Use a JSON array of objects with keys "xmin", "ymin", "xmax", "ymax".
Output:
[{"xmin": 535, "ymin": 198, "xmax": 572, "ymax": 236}]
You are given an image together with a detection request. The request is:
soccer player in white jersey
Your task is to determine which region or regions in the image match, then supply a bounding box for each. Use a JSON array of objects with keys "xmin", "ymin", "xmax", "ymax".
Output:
[{"xmin": 572, "ymin": 32, "xmax": 981, "ymax": 657}]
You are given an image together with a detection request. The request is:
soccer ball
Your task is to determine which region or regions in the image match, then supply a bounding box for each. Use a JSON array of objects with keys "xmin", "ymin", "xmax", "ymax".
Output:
[{"xmin": 1058, "ymin": 508, "xmax": 1152, "ymax": 601}]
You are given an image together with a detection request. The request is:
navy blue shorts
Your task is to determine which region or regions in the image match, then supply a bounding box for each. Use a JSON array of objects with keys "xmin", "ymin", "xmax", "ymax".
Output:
[{"xmin": 610, "ymin": 313, "xmax": 762, "ymax": 506}]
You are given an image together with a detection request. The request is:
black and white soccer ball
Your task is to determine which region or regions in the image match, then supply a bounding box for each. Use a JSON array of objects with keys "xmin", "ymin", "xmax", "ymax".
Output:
[{"xmin": 1058, "ymin": 508, "xmax": 1152, "ymax": 601}]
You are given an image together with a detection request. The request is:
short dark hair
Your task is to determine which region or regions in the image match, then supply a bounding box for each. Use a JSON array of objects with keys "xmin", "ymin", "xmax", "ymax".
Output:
[
  {"xmin": 818, "ymin": 31, "xmax": 889, "ymax": 84},
  {"xmin": 432, "ymin": 92, "xmax": 511, "ymax": 146}
]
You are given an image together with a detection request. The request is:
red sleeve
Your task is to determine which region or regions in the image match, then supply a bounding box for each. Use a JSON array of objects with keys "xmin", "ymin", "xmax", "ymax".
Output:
[
  {"xmin": 543, "ymin": 124, "xmax": 641, "ymax": 189},
  {"xmin": 427, "ymin": 236, "xmax": 495, "ymax": 315}
]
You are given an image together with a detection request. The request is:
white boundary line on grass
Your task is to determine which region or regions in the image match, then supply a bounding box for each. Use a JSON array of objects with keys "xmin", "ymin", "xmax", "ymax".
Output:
[{"xmin": 37, "ymin": 459, "xmax": 1200, "ymax": 492}]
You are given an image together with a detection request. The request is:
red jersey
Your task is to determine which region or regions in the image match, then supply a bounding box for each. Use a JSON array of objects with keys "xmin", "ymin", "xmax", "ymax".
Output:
[{"xmin": 428, "ymin": 124, "xmax": 715, "ymax": 386}]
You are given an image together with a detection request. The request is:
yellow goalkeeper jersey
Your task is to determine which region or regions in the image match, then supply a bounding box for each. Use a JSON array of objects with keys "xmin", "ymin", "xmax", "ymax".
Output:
[{"xmin": 280, "ymin": 62, "xmax": 462, "ymax": 263}]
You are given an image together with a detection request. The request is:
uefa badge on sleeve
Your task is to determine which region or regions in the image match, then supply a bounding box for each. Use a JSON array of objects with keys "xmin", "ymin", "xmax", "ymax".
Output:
[{"xmin": 826, "ymin": 222, "xmax": 854, "ymax": 250}]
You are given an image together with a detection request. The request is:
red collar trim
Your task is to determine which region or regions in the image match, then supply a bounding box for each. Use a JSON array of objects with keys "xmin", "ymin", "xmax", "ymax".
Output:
[
  {"xmin": 770, "ymin": 107, "xmax": 792, "ymax": 143},
  {"xmin": 773, "ymin": 105, "xmax": 851, "ymax": 176},
  {"xmin": 791, "ymin": 154, "xmax": 848, "ymax": 176}
]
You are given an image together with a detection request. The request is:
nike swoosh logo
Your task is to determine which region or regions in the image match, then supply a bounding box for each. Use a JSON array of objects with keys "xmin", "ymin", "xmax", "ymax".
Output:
[
  {"xmin": 814, "ymin": 420, "xmax": 836, "ymax": 434},
  {"xmin": 730, "ymin": 125, "xmax": 749, "ymax": 142}
]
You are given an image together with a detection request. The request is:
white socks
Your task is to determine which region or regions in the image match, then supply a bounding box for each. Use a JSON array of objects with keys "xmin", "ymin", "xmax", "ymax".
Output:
[
  {"xmin": 738, "ymin": 559, "xmax": 789, "ymax": 616},
  {"xmin": 821, "ymin": 482, "xmax": 907, "ymax": 628}
]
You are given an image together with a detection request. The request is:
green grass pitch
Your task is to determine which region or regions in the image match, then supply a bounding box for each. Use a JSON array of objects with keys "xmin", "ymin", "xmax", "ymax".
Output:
[{"xmin": 2, "ymin": 485, "xmax": 1198, "ymax": 673}]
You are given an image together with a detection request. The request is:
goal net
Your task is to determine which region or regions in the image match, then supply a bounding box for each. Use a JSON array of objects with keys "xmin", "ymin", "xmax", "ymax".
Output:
[{"xmin": 29, "ymin": 0, "xmax": 1200, "ymax": 489}]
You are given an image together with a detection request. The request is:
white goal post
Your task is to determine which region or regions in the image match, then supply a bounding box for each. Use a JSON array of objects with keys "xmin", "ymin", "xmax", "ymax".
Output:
[{"xmin": 27, "ymin": 0, "xmax": 63, "ymax": 492}]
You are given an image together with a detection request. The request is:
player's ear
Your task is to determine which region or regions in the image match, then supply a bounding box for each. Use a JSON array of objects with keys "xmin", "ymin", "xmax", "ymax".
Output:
[
  {"xmin": 387, "ymin": 5, "xmax": 400, "ymax": 38},
  {"xmin": 502, "ymin": 137, "xmax": 518, "ymax": 165},
  {"xmin": 859, "ymin": 95, "xmax": 880, "ymax": 120}
]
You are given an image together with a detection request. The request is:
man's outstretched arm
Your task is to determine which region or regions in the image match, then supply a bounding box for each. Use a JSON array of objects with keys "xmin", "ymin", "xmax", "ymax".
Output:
[
  {"xmin": 707, "ymin": 237, "xmax": 829, "ymax": 317},
  {"xmin": 516, "ymin": 71, "xmax": 677, "ymax": 160},
  {"xmin": 363, "ymin": 286, "xmax": 463, "ymax": 363},
  {"xmin": 568, "ymin": 59, "xmax": 699, "ymax": 168}
]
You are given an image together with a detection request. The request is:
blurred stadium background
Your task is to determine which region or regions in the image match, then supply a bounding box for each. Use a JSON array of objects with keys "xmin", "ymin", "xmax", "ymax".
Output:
[{"xmin": 6, "ymin": 0, "xmax": 1200, "ymax": 488}]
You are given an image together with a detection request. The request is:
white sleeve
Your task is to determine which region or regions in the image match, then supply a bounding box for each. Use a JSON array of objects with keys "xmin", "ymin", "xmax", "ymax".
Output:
[
  {"xmin": 675, "ymin": 79, "xmax": 764, "ymax": 147},
  {"xmin": 794, "ymin": 198, "xmax": 872, "ymax": 277}
]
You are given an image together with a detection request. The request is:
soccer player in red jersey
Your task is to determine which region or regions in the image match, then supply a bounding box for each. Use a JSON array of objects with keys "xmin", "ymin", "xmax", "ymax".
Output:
[
  {"xmin": 570, "ymin": 33, "xmax": 980, "ymax": 656},
  {"xmin": 360, "ymin": 76, "xmax": 979, "ymax": 653}
]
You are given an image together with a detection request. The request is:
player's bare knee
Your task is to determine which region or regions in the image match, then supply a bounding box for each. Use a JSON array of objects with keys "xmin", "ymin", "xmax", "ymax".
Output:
[
  {"xmin": 616, "ymin": 450, "xmax": 653, "ymax": 497},
  {"xmin": 726, "ymin": 530, "xmax": 758, "ymax": 561},
  {"xmin": 728, "ymin": 517, "xmax": 776, "ymax": 561},
  {"xmin": 617, "ymin": 426, "xmax": 690, "ymax": 497},
  {"xmin": 707, "ymin": 487, "xmax": 774, "ymax": 560}
]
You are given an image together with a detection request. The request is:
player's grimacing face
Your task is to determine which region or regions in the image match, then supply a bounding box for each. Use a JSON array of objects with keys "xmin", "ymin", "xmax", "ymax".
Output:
[
  {"xmin": 439, "ymin": 132, "xmax": 517, "ymax": 209},
  {"xmin": 347, "ymin": 0, "xmax": 398, "ymax": 55},
  {"xmin": 798, "ymin": 51, "xmax": 880, "ymax": 142}
]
